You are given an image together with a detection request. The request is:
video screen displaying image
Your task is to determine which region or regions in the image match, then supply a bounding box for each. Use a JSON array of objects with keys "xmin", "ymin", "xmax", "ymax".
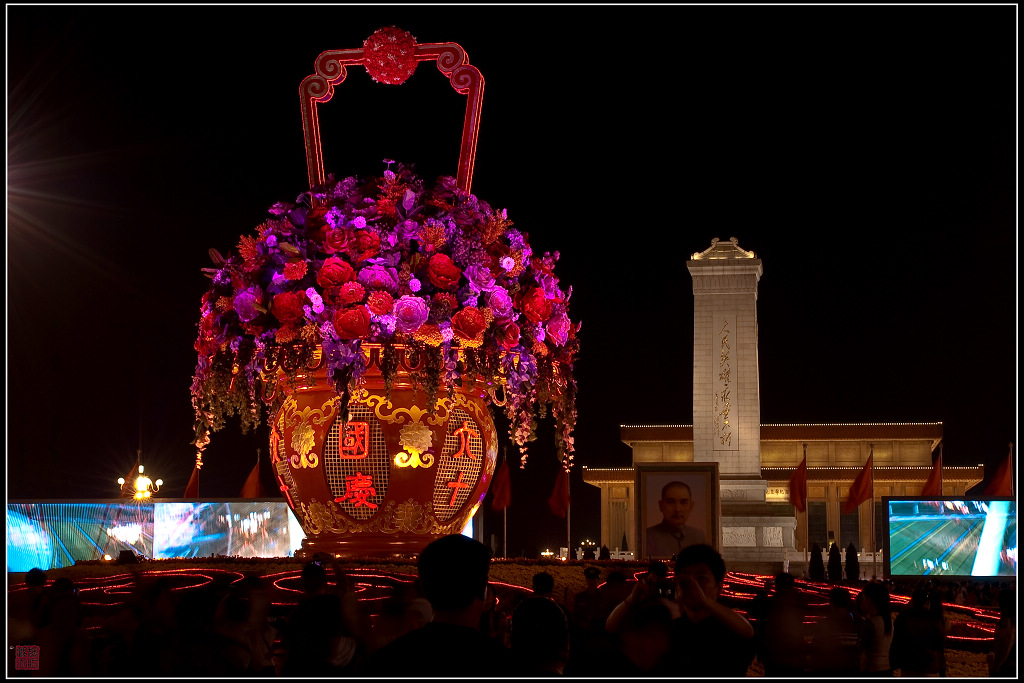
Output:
[
  {"xmin": 7, "ymin": 500, "xmax": 306, "ymax": 572},
  {"xmin": 154, "ymin": 501, "xmax": 303, "ymax": 559},
  {"xmin": 887, "ymin": 499, "xmax": 1017, "ymax": 577},
  {"xmin": 6, "ymin": 503, "xmax": 155, "ymax": 572}
]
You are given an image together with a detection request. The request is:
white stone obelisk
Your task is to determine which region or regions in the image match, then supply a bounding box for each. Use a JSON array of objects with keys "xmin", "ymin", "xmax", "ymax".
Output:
[{"xmin": 688, "ymin": 237, "xmax": 794, "ymax": 569}]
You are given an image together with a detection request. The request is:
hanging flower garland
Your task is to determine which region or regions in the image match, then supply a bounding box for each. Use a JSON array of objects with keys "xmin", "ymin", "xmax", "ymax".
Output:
[{"xmin": 191, "ymin": 161, "xmax": 578, "ymax": 472}]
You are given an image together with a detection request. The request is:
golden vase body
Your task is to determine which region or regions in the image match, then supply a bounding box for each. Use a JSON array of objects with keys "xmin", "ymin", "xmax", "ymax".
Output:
[{"xmin": 264, "ymin": 344, "xmax": 497, "ymax": 558}]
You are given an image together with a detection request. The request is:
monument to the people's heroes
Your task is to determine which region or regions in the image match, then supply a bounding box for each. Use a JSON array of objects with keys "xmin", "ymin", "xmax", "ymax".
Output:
[{"xmin": 688, "ymin": 237, "xmax": 797, "ymax": 568}]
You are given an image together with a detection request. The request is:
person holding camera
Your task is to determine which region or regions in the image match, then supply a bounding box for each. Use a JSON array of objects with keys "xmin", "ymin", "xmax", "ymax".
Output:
[{"xmin": 605, "ymin": 561, "xmax": 680, "ymax": 636}]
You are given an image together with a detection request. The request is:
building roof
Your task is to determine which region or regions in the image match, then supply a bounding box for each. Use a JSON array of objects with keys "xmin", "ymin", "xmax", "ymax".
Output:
[
  {"xmin": 582, "ymin": 465, "xmax": 983, "ymax": 485},
  {"xmin": 620, "ymin": 422, "xmax": 944, "ymax": 451}
]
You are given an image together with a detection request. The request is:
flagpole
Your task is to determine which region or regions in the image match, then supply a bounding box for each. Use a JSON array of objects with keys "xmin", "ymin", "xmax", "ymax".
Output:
[
  {"xmin": 938, "ymin": 443, "xmax": 943, "ymax": 494},
  {"xmin": 504, "ymin": 506, "xmax": 508, "ymax": 559},
  {"xmin": 566, "ymin": 468, "xmax": 571, "ymax": 558},
  {"xmin": 802, "ymin": 444, "xmax": 808, "ymax": 571},
  {"xmin": 869, "ymin": 444, "xmax": 875, "ymax": 578}
]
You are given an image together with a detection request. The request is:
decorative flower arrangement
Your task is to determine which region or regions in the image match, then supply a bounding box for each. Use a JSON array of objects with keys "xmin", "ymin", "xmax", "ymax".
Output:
[{"xmin": 191, "ymin": 161, "xmax": 578, "ymax": 473}]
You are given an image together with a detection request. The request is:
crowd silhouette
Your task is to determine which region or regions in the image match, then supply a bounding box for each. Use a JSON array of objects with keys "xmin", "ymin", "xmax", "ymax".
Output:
[{"xmin": 7, "ymin": 538, "xmax": 1016, "ymax": 678}]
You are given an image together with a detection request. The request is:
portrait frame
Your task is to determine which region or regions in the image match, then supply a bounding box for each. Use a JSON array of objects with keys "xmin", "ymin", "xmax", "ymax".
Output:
[{"xmin": 635, "ymin": 463, "xmax": 720, "ymax": 559}]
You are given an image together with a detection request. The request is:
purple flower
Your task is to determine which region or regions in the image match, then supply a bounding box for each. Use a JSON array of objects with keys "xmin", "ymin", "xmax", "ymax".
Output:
[
  {"xmin": 325, "ymin": 207, "xmax": 345, "ymax": 229},
  {"xmin": 506, "ymin": 230, "xmax": 526, "ymax": 250},
  {"xmin": 486, "ymin": 287, "xmax": 513, "ymax": 319},
  {"xmin": 319, "ymin": 321, "xmax": 338, "ymax": 341},
  {"xmin": 439, "ymin": 322, "xmax": 454, "ymax": 344},
  {"xmin": 465, "ymin": 264, "xmax": 496, "ymax": 293},
  {"xmin": 265, "ymin": 235, "xmax": 278, "ymax": 248},
  {"xmin": 397, "ymin": 219, "xmax": 420, "ymax": 241},
  {"xmin": 322, "ymin": 339, "xmax": 367, "ymax": 381},
  {"xmin": 402, "ymin": 189, "xmax": 416, "ymax": 213},
  {"xmin": 351, "ymin": 216, "xmax": 367, "ymax": 229},
  {"xmin": 357, "ymin": 265, "xmax": 399, "ymax": 293},
  {"xmin": 393, "ymin": 295, "xmax": 430, "ymax": 334},
  {"xmin": 409, "ymin": 278, "xmax": 421, "ymax": 293},
  {"xmin": 499, "ymin": 256, "xmax": 515, "ymax": 272},
  {"xmin": 540, "ymin": 274, "xmax": 562, "ymax": 300},
  {"xmin": 233, "ymin": 287, "xmax": 262, "ymax": 322},
  {"xmin": 378, "ymin": 314, "xmax": 397, "ymax": 335}
]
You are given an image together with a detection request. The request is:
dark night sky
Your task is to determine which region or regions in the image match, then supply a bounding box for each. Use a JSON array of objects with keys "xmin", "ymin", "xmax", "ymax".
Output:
[{"xmin": 7, "ymin": 5, "xmax": 1017, "ymax": 556}]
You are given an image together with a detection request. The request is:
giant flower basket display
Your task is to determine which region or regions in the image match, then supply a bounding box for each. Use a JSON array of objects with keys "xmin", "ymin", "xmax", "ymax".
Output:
[{"xmin": 190, "ymin": 28, "xmax": 578, "ymax": 557}]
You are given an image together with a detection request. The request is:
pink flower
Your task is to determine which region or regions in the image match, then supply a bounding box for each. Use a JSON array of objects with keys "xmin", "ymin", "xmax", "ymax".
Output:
[
  {"xmin": 547, "ymin": 312, "xmax": 571, "ymax": 346},
  {"xmin": 393, "ymin": 295, "xmax": 429, "ymax": 334},
  {"xmin": 486, "ymin": 287, "xmax": 513, "ymax": 319}
]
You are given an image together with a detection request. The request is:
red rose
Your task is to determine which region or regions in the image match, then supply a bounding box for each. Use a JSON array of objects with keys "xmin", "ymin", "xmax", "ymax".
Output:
[
  {"xmin": 519, "ymin": 287, "xmax": 553, "ymax": 323},
  {"xmin": 367, "ymin": 290, "xmax": 394, "ymax": 316},
  {"xmin": 339, "ymin": 281, "xmax": 366, "ymax": 305},
  {"xmin": 333, "ymin": 306, "xmax": 371, "ymax": 339},
  {"xmin": 323, "ymin": 227, "xmax": 352, "ymax": 254},
  {"xmin": 495, "ymin": 319, "xmax": 521, "ymax": 350},
  {"xmin": 451, "ymin": 306, "xmax": 487, "ymax": 342},
  {"xmin": 348, "ymin": 230, "xmax": 381, "ymax": 262},
  {"xmin": 427, "ymin": 253, "xmax": 462, "ymax": 290},
  {"xmin": 317, "ymin": 257, "xmax": 355, "ymax": 287},
  {"xmin": 271, "ymin": 291, "xmax": 305, "ymax": 324}
]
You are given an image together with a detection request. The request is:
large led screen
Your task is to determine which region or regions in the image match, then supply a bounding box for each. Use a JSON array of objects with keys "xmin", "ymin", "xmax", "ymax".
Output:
[
  {"xmin": 6, "ymin": 502, "xmax": 155, "ymax": 572},
  {"xmin": 7, "ymin": 500, "xmax": 305, "ymax": 572},
  {"xmin": 884, "ymin": 497, "xmax": 1017, "ymax": 578},
  {"xmin": 153, "ymin": 501, "xmax": 304, "ymax": 559}
]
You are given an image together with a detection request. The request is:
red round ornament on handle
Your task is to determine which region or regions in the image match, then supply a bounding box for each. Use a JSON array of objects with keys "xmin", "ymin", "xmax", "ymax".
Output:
[{"xmin": 362, "ymin": 26, "xmax": 419, "ymax": 85}]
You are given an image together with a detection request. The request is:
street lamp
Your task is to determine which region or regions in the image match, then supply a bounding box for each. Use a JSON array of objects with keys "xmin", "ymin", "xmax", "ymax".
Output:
[{"xmin": 118, "ymin": 465, "xmax": 163, "ymax": 499}]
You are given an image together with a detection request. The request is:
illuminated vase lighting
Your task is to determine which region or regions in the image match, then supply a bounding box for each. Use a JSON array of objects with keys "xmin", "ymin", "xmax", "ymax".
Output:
[{"xmin": 263, "ymin": 343, "xmax": 498, "ymax": 557}]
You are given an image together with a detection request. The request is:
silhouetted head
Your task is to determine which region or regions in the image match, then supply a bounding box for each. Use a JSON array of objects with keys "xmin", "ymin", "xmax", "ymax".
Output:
[
  {"xmin": 774, "ymin": 572, "xmax": 796, "ymax": 594},
  {"xmin": 417, "ymin": 534, "xmax": 491, "ymax": 612},
  {"xmin": 996, "ymin": 588, "xmax": 1016, "ymax": 621},
  {"xmin": 26, "ymin": 567, "xmax": 47, "ymax": 588},
  {"xmin": 532, "ymin": 571, "xmax": 554, "ymax": 595},
  {"xmin": 675, "ymin": 544, "xmax": 726, "ymax": 584},
  {"xmin": 829, "ymin": 586, "xmax": 853, "ymax": 610},
  {"xmin": 301, "ymin": 561, "xmax": 327, "ymax": 594}
]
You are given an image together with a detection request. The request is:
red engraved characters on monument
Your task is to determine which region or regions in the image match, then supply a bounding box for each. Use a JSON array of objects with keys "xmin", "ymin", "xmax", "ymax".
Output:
[
  {"xmin": 334, "ymin": 471, "xmax": 378, "ymax": 509},
  {"xmin": 451, "ymin": 421, "xmax": 479, "ymax": 460},
  {"xmin": 340, "ymin": 422, "xmax": 370, "ymax": 459}
]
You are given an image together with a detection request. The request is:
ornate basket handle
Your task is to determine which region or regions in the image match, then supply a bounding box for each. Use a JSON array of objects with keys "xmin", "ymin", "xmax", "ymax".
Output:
[{"xmin": 299, "ymin": 28, "xmax": 484, "ymax": 193}]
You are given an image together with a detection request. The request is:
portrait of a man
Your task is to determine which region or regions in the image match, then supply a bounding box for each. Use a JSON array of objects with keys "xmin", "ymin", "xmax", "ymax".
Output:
[{"xmin": 645, "ymin": 480, "xmax": 707, "ymax": 558}]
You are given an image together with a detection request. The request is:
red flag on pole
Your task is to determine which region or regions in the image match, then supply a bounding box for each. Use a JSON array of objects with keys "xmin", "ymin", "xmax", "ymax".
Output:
[
  {"xmin": 119, "ymin": 454, "xmax": 140, "ymax": 498},
  {"xmin": 920, "ymin": 448, "xmax": 944, "ymax": 497},
  {"xmin": 184, "ymin": 465, "xmax": 200, "ymax": 499},
  {"xmin": 979, "ymin": 445, "xmax": 1015, "ymax": 496},
  {"xmin": 789, "ymin": 454, "xmax": 808, "ymax": 513},
  {"xmin": 842, "ymin": 454, "xmax": 873, "ymax": 515},
  {"xmin": 548, "ymin": 466, "xmax": 570, "ymax": 518},
  {"xmin": 490, "ymin": 459, "xmax": 511, "ymax": 511},
  {"xmin": 239, "ymin": 460, "xmax": 266, "ymax": 498}
]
